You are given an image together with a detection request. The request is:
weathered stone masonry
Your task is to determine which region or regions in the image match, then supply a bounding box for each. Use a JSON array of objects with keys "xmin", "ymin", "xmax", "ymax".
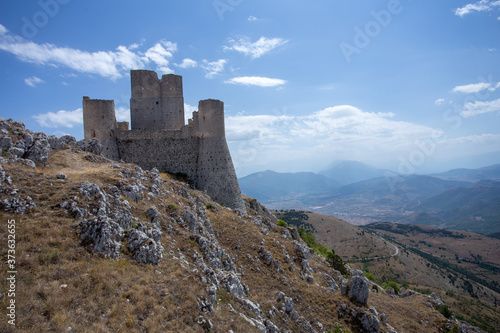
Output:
[{"xmin": 83, "ymin": 70, "xmax": 246, "ymax": 212}]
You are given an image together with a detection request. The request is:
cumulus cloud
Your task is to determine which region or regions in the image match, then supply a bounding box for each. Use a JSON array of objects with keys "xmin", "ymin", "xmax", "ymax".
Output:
[
  {"xmin": 248, "ymin": 16, "xmax": 259, "ymax": 22},
  {"xmin": 176, "ymin": 58, "xmax": 197, "ymax": 69},
  {"xmin": 25, "ymin": 76, "xmax": 44, "ymax": 87},
  {"xmin": 455, "ymin": 0, "xmax": 500, "ymax": 17},
  {"xmin": 226, "ymin": 105, "xmax": 443, "ymax": 174},
  {"xmin": 461, "ymin": 98, "xmax": 500, "ymax": 117},
  {"xmin": 225, "ymin": 76, "xmax": 286, "ymax": 87},
  {"xmin": 33, "ymin": 108, "xmax": 83, "ymax": 128},
  {"xmin": 434, "ymin": 98, "xmax": 446, "ymax": 105},
  {"xmin": 223, "ymin": 36, "xmax": 288, "ymax": 59},
  {"xmin": 201, "ymin": 59, "xmax": 227, "ymax": 78},
  {"xmin": 0, "ymin": 27, "xmax": 179, "ymax": 79}
]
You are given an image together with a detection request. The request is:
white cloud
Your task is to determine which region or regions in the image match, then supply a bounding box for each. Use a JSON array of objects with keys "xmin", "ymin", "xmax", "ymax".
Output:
[
  {"xmin": 144, "ymin": 41, "xmax": 176, "ymax": 67},
  {"xmin": 461, "ymin": 98, "xmax": 500, "ymax": 117},
  {"xmin": 115, "ymin": 107, "xmax": 130, "ymax": 123},
  {"xmin": 223, "ymin": 36, "xmax": 288, "ymax": 59},
  {"xmin": 435, "ymin": 98, "xmax": 446, "ymax": 105},
  {"xmin": 226, "ymin": 105, "xmax": 442, "ymax": 174},
  {"xmin": 201, "ymin": 59, "xmax": 227, "ymax": 78},
  {"xmin": 248, "ymin": 16, "xmax": 259, "ymax": 22},
  {"xmin": 225, "ymin": 76, "xmax": 286, "ymax": 87},
  {"xmin": 455, "ymin": 0, "xmax": 500, "ymax": 17},
  {"xmin": 184, "ymin": 103, "xmax": 198, "ymax": 124},
  {"xmin": 176, "ymin": 58, "xmax": 197, "ymax": 69},
  {"xmin": 0, "ymin": 27, "xmax": 181, "ymax": 80},
  {"xmin": 451, "ymin": 82, "xmax": 491, "ymax": 93},
  {"xmin": 33, "ymin": 108, "xmax": 83, "ymax": 128},
  {"xmin": 24, "ymin": 76, "xmax": 44, "ymax": 87}
]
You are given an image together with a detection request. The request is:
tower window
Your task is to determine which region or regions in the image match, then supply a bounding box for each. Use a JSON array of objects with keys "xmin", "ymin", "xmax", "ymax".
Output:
[{"xmin": 156, "ymin": 101, "xmax": 159, "ymax": 105}]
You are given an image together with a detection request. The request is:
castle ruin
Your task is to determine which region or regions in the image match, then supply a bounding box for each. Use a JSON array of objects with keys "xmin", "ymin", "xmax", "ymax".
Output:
[{"xmin": 83, "ymin": 70, "xmax": 246, "ymax": 212}]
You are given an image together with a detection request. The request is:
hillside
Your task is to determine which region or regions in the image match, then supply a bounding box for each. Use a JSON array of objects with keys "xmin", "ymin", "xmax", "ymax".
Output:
[
  {"xmin": 0, "ymin": 118, "xmax": 478, "ymax": 332},
  {"xmin": 318, "ymin": 161, "xmax": 390, "ymax": 186},
  {"xmin": 273, "ymin": 209, "xmax": 500, "ymax": 332},
  {"xmin": 239, "ymin": 170, "xmax": 339, "ymax": 204},
  {"xmin": 409, "ymin": 180, "xmax": 500, "ymax": 234},
  {"xmin": 430, "ymin": 164, "xmax": 500, "ymax": 182}
]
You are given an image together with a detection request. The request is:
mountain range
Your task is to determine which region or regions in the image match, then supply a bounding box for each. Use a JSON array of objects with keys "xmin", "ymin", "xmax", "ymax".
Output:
[{"xmin": 239, "ymin": 162, "xmax": 500, "ymax": 235}]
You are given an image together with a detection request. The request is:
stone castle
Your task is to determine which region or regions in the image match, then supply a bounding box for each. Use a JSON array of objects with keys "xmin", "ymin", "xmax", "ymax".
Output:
[{"xmin": 83, "ymin": 70, "xmax": 246, "ymax": 212}]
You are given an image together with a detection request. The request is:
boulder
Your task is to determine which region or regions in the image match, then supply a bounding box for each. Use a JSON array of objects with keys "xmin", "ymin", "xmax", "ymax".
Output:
[
  {"xmin": 60, "ymin": 135, "xmax": 77, "ymax": 146},
  {"xmin": 349, "ymin": 274, "xmax": 370, "ymax": 305},
  {"xmin": 0, "ymin": 136, "xmax": 12, "ymax": 151},
  {"xmin": 48, "ymin": 135, "xmax": 65, "ymax": 150},
  {"xmin": 358, "ymin": 310, "xmax": 381, "ymax": 333},
  {"xmin": 76, "ymin": 138, "xmax": 103, "ymax": 155},
  {"xmin": 146, "ymin": 206, "xmax": 160, "ymax": 224},
  {"xmin": 26, "ymin": 139, "xmax": 50, "ymax": 166},
  {"xmin": 8, "ymin": 147, "xmax": 25, "ymax": 158}
]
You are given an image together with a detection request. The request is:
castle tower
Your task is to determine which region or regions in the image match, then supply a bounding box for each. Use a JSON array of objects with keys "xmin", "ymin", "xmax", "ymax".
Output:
[
  {"xmin": 194, "ymin": 99, "xmax": 225, "ymax": 138},
  {"xmin": 82, "ymin": 97, "xmax": 120, "ymax": 160},
  {"xmin": 193, "ymin": 99, "xmax": 247, "ymax": 212},
  {"xmin": 130, "ymin": 70, "xmax": 184, "ymax": 130}
]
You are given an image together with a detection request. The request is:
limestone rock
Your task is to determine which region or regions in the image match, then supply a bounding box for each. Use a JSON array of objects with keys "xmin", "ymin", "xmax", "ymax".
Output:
[
  {"xmin": 79, "ymin": 216, "xmax": 124, "ymax": 259},
  {"xmin": 56, "ymin": 173, "xmax": 67, "ymax": 180},
  {"xmin": 358, "ymin": 310, "xmax": 381, "ymax": 333},
  {"xmin": 48, "ymin": 135, "xmax": 65, "ymax": 150},
  {"xmin": 26, "ymin": 139, "xmax": 50, "ymax": 166},
  {"xmin": 60, "ymin": 135, "xmax": 77, "ymax": 146},
  {"xmin": 258, "ymin": 246, "xmax": 273, "ymax": 266},
  {"xmin": 265, "ymin": 320, "xmax": 279, "ymax": 333},
  {"xmin": 132, "ymin": 239, "xmax": 163, "ymax": 265},
  {"xmin": 76, "ymin": 138, "xmax": 103, "ymax": 155},
  {"xmin": 0, "ymin": 136, "xmax": 12, "ymax": 151},
  {"xmin": 2, "ymin": 196, "xmax": 36, "ymax": 214},
  {"xmin": 348, "ymin": 274, "xmax": 370, "ymax": 305},
  {"xmin": 8, "ymin": 147, "xmax": 25, "ymax": 158},
  {"xmin": 146, "ymin": 206, "xmax": 160, "ymax": 224}
]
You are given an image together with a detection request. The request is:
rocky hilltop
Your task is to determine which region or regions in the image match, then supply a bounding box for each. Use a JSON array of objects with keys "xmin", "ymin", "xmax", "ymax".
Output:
[{"xmin": 0, "ymin": 118, "xmax": 484, "ymax": 332}]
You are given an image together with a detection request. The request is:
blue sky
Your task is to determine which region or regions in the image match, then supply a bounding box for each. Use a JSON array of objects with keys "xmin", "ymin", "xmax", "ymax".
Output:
[{"xmin": 1, "ymin": 0, "xmax": 500, "ymax": 176}]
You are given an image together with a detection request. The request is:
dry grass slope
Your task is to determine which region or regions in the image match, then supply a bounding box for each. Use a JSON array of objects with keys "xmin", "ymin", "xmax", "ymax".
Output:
[{"xmin": 0, "ymin": 148, "xmax": 467, "ymax": 332}]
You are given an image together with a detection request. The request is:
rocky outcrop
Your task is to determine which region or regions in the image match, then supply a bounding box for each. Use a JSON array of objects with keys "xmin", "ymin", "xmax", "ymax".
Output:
[{"xmin": 348, "ymin": 270, "xmax": 371, "ymax": 306}]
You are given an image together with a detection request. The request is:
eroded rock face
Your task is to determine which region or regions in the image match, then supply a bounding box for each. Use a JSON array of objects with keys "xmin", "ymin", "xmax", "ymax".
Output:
[{"xmin": 80, "ymin": 216, "xmax": 124, "ymax": 259}]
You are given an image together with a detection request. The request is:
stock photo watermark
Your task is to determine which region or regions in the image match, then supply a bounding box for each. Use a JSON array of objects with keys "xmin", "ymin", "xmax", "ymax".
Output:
[
  {"xmin": 6, "ymin": 219, "xmax": 17, "ymax": 326},
  {"xmin": 385, "ymin": 74, "xmax": 498, "ymax": 191},
  {"xmin": 21, "ymin": 0, "xmax": 70, "ymax": 39},
  {"xmin": 339, "ymin": 0, "xmax": 405, "ymax": 63},
  {"xmin": 213, "ymin": 0, "xmax": 243, "ymax": 21}
]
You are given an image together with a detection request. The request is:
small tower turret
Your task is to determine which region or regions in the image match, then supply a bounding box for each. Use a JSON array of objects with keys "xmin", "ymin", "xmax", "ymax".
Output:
[{"xmin": 82, "ymin": 96, "xmax": 120, "ymax": 160}]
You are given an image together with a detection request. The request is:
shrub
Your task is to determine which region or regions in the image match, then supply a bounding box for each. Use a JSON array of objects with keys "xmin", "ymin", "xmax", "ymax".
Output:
[
  {"xmin": 365, "ymin": 272, "xmax": 375, "ymax": 281},
  {"xmin": 438, "ymin": 305, "xmax": 453, "ymax": 319},
  {"xmin": 206, "ymin": 203, "xmax": 215, "ymax": 210},
  {"xmin": 326, "ymin": 251, "xmax": 348, "ymax": 276},
  {"xmin": 383, "ymin": 281, "xmax": 400, "ymax": 294},
  {"xmin": 168, "ymin": 203, "xmax": 178, "ymax": 211},
  {"xmin": 277, "ymin": 219, "xmax": 287, "ymax": 227}
]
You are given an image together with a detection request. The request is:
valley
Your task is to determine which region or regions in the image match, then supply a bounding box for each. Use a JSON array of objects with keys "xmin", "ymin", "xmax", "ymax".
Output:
[
  {"xmin": 241, "ymin": 162, "xmax": 500, "ymax": 235},
  {"xmin": 274, "ymin": 210, "xmax": 500, "ymax": 332}
]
